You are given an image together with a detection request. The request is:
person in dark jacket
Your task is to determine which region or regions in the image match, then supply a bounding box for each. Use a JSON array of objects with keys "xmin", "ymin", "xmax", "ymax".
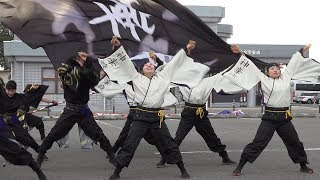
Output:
[
  {"xmin": 23, "ymin": 84, "xmax": 58, "ymax": 140},
  {"xmin": 36, "ymin": 51, "xmax": 116, "ymax": 168},
  {"xmin": 0, "ymin": 79, "xmax": 47, "ymax": 180}
]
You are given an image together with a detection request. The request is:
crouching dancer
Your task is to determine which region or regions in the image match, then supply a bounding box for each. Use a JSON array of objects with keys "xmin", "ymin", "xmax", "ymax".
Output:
[{"xmin": 0, "ymin": 79, "xmax": 47, "ymax": 180}]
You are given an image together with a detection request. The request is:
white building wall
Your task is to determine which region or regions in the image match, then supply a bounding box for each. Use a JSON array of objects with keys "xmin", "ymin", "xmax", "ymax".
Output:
[{"xmin": 9, "ymin": 60, "xmax": 128, "ymax": 112}]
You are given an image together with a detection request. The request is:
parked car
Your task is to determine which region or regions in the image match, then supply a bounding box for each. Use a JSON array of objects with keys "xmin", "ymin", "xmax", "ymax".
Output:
[
  {"xmin": 315, "ymin": 96, "xmax": 320, "ymax": 104},
  {"xmin": 296, "ymin": 93, "xmax": 320, "ymax": 104}
]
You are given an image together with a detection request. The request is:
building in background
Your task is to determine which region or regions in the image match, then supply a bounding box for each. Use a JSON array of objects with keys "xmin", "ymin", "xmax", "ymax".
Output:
[{"xmin": 3, "ymin": 5, "xmax": 304, "ymax": 112}]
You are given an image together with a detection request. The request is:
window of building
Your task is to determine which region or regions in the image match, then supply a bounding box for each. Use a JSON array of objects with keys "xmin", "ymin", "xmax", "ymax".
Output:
[{"xmin": 41, "ymin": 68, "xmax": 63, "ymax": 94}]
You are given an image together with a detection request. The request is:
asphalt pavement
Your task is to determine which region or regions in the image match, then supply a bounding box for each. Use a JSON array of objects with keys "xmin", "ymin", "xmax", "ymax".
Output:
[{"xmin": 1, "ymin": 115, "xmax": 319, "ymax": 180}]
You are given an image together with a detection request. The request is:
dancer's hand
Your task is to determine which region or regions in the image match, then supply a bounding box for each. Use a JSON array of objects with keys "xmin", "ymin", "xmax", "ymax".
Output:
[
  {"xmin": 231, "ymin": 44, "xmax": 243, "ymax": 54},
  {"xmin": 149, "ymin": 51, "xmax": 156, "ymax": 62},
  {"xmin": 111, "ymin": 36, "xmax": 121, "ymax": 50},
  {"xmin": 187, "ymin": 40, "xmax": 196, "ymax": 55},
  {"xmin": 31, "ymin": 84, "xmax": 40, "ymax": 89},
  {"xmin": 303, "ymin": 43, "xmax": 312, "ymax": 54},
  {"xmin": 78, "ymin": 51, "xmax": 88, "ymax": 62}
]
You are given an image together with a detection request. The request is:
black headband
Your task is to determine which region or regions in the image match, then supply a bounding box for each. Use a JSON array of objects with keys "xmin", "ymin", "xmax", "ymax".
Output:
[{"xmin": 266, "ymin": 63, "xmax": 280, "ymax": 70}]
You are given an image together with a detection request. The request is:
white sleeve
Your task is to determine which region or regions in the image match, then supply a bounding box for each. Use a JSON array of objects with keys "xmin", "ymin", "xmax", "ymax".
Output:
[
  {"xmin": 159, "ymin": 49, "xmax": 210, "ymax": 88},
  {"xmin": 98, "ymin": 46, "xmax": 139, "ymax": 84},
  {"xmin": 196, "ymin": 75, "xmax": 222, "ymax": 91},
  {"xmin": 94, "ymin": 76, "xmax": 126, "ymax": 99},
  {"xmin": 282, "ymin": 51, "xmax": 305, "ymax": 78},
  {"xmin": 222, "ymin": 55, "xmax": 264, "ymax": 90},
  {"xmin": 161, "ymin": 90, "xmax": 178, "ymax": 107},
  {"xmin": 159, "ymin": 49, "xmax": 188, "ymax": 79},
  {"xmin": 291, "ymin": 59, "xmax": 320, "ymax": 82},
  {"xmin": 213, "ymin": 73, "xmax": 248, "ymax": 94},
  {"xmin": 286, "ymin": 52, "xmax": 320, "ymax": 82}
]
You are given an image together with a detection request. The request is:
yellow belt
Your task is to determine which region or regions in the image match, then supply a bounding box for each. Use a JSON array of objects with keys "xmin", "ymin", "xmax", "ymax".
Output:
[
  {"xmin": 264, "ymin": 110, "xmax": 292, "ymax": 119},
  {"xmin": 137, "ymin": 109, "xmax": 165, "ymax": 128},
  {"xmin": 16, "ymin": 109, "xmax": 28, "ymax": 129},
  {"xmin": 185, "ymin": 106, "xmax": 205, "ymax": 119}
]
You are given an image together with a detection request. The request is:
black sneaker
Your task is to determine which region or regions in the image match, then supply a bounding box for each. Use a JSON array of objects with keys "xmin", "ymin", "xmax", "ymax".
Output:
[
  {"xmin": 180, "ymin": 171, "xmax": 190, "ymax": 179},
  {"xmin": 300, "ymin": 166, "xmax": 314, "ymax": 173},
  {"xmin": 156, "ymin": 159, "xmax": 165, "ymax": 168},
  {"xmin": 232, "ymin": 168, "xmax": 242, "ymax": 176},
  {"xmin": 109, "ymin": 173, "xmax": 120, "ymax": 180},
  {"xmin": 222, "ymin": 157, "xmax": 236, "ymax": 165}
]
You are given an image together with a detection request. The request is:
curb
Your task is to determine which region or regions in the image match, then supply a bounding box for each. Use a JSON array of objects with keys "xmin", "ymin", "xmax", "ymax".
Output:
[
  {"xmin": 166, "ymin": 113, "xmax": 317, "ymax": 119},
  {"xmin": 41, "ymin": 113, "xmax": 318, "ymax": 121}
]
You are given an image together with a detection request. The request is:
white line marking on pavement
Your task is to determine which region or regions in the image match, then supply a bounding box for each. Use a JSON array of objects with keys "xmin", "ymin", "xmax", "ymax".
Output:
[
  {"xmin": 96, "ymin": 120, "xmax": 123, "ymax": 130},
  {"xmin": 154, "ymin": 148, "xmax": 320, "ymax": 154},
  {"xmin": 241, "ymin": 118, "xmax": 260, "ymax": 121},
  {"xmin": 168, "ymin": 119, "xmax": 180, "ymax": 122},
  {"xmin": 305, "ymin": 148, "xmax": 320, "ymax": 151}
]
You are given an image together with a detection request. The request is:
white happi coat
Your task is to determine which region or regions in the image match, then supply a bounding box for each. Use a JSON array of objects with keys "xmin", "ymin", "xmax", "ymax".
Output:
[
  {"xmin": 98, "ymin": 46, "xmax": 209, "ymax": 108},
  {"xmin": 97, "ymin": 59, "xmax": 182, "ymax": 107},
  {"xmin": 122, "ymin": 82, "xmax": 178, "ymax": 108},
  {"xmin": 95, "ymin": 76, "xmax": 127, "ymax": 99},
  {"xmin": 223, "ymin": 51, "xmax": 320, "ymax": 108}
]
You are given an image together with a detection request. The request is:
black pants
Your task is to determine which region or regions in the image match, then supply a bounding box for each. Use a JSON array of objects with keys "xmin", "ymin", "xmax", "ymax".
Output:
[
  {"xmin": 6, "ymin": 116, "xmax": 40, "ymax": 153},
  {"xmin": 113, "ymin": 110, "xmax": 158, "ymax": 152},
  {"xmin": 175, "ymin": 106, "xmax": 226, "ymax": 153},
  {"xmin": 38, "ymin": 105, "xmax": 113, "ymax": 155},
  {"xmin": 113, "ymin": 110, "xmax": 135, "ymax": 152},
  {"xmin": 26, "ymin": 113, "xmax": 45, "ymax": 137},
  {"xmin": 116, "ymin": 110, "xmax": 182, "ymax": 167},
  {"xmin": 0, "ymin": 137, "xmax": 34, "ymax": 165},
  {"xmin": 241, "ymin": 117, "xmax": 308, "ymax": 163},
  {"xmin": 0, "ymin": 117, "xmax": 34, "ymax": 165}
]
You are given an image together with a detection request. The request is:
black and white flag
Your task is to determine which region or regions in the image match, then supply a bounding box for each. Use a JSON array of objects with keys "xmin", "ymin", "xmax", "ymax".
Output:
[{"xmin": 0, "ymin": 0, "xmax": 265, "ymax": 71}]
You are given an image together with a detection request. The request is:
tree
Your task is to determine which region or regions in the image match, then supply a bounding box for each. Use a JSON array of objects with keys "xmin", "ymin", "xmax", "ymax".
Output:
[{"xmin": 0, "ymin": 23, "xmax": 14, "ymax": 70}]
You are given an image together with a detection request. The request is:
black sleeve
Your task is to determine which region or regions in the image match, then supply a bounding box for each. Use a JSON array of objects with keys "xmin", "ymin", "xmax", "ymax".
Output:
[
  {"xmin": 84, "ymin": 56, "xmax": 94, "ymax": 68},
  {"xmin": 80, "ymin": 58, "xmax": 101, "ymax": 88},
  {"xmin": 57, "ymin": 59, "xmax": 73, "ymax": 83},
  {"xmin": 0, "ymin": 77, "xmax": 5, "ymax": 95},
  {"xmin": 57, "ymin": 59, "xmax": 79, "ymax": 92},
  {"xmin": 0, "ymin": 84, "xmax": 5, "ymax": 97},
  {"xmin": 91, "ymin": 87, "xmax": 99, "ymax": 93},
  {"xmin": 79, "ymin": 57, "xmax": 95, "ymax": 76},
  {"xmin": 183, "ymin": 47, "xmax": 192, "ymax": 57},
  {"xmin": 299, "ymin": 48, "xmax": 306, "ymax": 58},
  {"xmin": 22, "ymin": 85, "xmax": 49, "ymax": 108},
  {"xmin": 155, "ymin": 56, "xmax": 163, "ymax": 66}
]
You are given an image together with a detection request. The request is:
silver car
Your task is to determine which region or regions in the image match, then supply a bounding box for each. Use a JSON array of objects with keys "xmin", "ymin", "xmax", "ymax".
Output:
[{"xmin": 296, "ymin": 92, "xmax": 320, "ymax": 104}]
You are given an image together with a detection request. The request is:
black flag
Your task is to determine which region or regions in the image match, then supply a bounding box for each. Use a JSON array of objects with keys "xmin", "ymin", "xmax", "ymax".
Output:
[{"xmin": 0, "ymin": 0, "xmax": 266, "ymax": 71}]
